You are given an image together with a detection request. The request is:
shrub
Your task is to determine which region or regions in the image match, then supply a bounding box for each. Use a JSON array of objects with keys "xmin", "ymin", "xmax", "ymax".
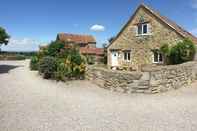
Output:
[
  {"xmin": 160, "ymin": 44, "xmax": 170, "ymax": 64},
  {"xmin": 72, "ymin": 63, "xmax": 86, "ymax": 78},
  {"xmin": 5, "ymin": 55, "xmax": 26, "ymax": 60},
  {"xmin": 39, "ymin": 56, "xmax": 57, "ymax": 79},
  {"xmin": 85, "ymin": 55, "xmax": 96, "ymax": 65},
  {"xmin": 70, "ymin": 52, "xmax": 84, "ymax": 65},
  {"xmin": 54, "ymin": 61, "xmax": 69, "ymax": 81},
  {"xmin": 160, "ymin": 44, "xmax": 170, "ymax": 56},
  {"xmin": 15, "ymin": 55, "xmax": 26, "ymax": 60},
  {"xmin": 160, "ymin": 39, "xmax": 196, "ymax": 65},
  {"xmin": 54, "ymin": 58, "xmax": 86, "ymax": 81},
  {"xmin": 37, "ymin": 48, "xmax": 48, "ymax": 60},
  {"xmin": 64, "ymin": 54, "xmax": 86, "ymax": 78},
  {"xmin": 102, "ymin": 55, "xmax": 107, "ymax": 64},
  {"xmin": 169, "ymin": 39, "xmax": 196, "ymax": 64},
  {"xmin": 30, "ymin": 56, "xmax": 39, "ymax": 70},
  {"xmin": 32, "ymin": 40, "xmax": 86, "ymax": 81},
  {"xmin": 47, "ymin": 41, "xmax": 65, "ymax": 57}
]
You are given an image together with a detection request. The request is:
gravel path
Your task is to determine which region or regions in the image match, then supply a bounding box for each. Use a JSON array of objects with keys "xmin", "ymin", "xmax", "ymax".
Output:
[{"xmin": 0, "ymin": 60, "xmax": 197, "ymax": 131}]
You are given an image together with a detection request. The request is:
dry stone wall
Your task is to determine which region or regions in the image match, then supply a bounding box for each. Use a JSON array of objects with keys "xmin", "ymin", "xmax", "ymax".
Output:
[
  {"xmin": 86, "ymin": 67, "xmax": 151, "ymax": 93},
  {"xmin": 86, "ymin": 62, "xmax": 197, "ymax": 94},
  {"xmin": 142, "ymin": 62, "xmax": 197, "ymax": 93}
]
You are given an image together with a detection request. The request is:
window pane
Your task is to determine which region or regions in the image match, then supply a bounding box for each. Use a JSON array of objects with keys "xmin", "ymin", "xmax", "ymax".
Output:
[
  {"xmin": 138, "ymin": 25, "xmax": 142, "ymax": 34},
  {"xmin": 128, "ymin": 53, "xmax": 131, "ymax": 61},
  {"xmin": 143, "ymin": 24, "xmax": 147, "ymax": 34},
  {"xmin": 154, "ymin": 52, "xmax": 158, "ymax": 62},
  {"xmin": 159, "ymin": 53, "xmax": 163, "ymax": 62},
  {"xmin": 124, "ymin": 52, "xmax": 127, "ymax": 60}
]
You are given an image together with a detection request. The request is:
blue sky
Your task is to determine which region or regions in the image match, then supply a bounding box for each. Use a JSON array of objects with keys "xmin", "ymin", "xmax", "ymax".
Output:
[{"xmin": 1, "ymin": 0, "xmax": 197, "ymax": 51}]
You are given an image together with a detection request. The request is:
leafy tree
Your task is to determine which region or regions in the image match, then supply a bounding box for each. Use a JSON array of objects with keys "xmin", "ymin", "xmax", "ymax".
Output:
[{"xmin": 0, "ymin": 27, "xmax": 10, "ymax": 46}]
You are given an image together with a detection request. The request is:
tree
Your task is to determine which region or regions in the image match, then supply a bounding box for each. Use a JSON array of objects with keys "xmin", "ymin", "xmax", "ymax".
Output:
[{"xmin": 0, "ymin": 27, "xmax": 10, "ymax": 46}]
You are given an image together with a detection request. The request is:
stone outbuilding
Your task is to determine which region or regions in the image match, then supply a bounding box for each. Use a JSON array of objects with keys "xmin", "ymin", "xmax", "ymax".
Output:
[{"xmin": 107, "ymin": 4, "xmax": 197, "ymax": 70}]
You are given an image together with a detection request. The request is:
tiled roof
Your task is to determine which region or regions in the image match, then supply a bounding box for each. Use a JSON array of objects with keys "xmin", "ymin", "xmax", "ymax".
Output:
[
  {"xmin": 80, "ymin": 47, "xmax": 104, "ymax": 55},
  {"xmin": 142, "ymin": 4, "xmax": 197, "ymax": 44},
  {"xmin": 57, "ymin": 33, "xmax": 96, "ymax": 44}
]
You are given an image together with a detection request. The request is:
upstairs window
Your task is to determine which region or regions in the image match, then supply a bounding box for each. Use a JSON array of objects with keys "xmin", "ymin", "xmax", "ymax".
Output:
[
  {"xmin": 137, "ymin": 23, "xmax": 148, "ymax": 35},
  {"xmin": 124, "ymin": 51, "xmax": 131, "ymax": 61}
]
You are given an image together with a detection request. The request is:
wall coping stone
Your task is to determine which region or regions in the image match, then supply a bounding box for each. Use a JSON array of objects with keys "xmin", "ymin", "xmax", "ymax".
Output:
[{"xmin": 141, "ymin": 61, "xmax": 197, "ymax": 72}]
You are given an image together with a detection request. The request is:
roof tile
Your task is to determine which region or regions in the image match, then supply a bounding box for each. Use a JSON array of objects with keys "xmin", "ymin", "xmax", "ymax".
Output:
[{"xmin": 57, "ymin": 33, "xmax": 96, "ymax": 44}]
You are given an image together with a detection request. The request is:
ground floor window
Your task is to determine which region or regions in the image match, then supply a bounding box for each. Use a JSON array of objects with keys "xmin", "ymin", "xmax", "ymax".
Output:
[
  {"xmin": 153, "ymin": 51, "xmax": 163, "ymax": 63},
  {"xmin": 124, "ymin": 51, "xmax": 131, "ymax": 61}
]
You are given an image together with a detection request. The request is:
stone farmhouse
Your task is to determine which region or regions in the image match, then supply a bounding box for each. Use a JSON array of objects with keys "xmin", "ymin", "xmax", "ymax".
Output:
[
  {"xmin": 56, "ymin": 33, "xmax": 104, "ymax": 63},
  {"xmin": 107, "ymin": 4, "xmax": 197, "ymax": 70}
]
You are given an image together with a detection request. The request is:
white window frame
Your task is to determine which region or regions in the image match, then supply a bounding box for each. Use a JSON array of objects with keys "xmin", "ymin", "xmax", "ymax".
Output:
[
  {"xmin": 137, "ymin": 23, "xmax": 148, "ymax": 35},
  {"xmin": 123, "ymin": 51, "xmax": 131, "ymax": 62},
  {"xmin": 153, "ymin": 52, "xmax": 163, "ymax": 64}
]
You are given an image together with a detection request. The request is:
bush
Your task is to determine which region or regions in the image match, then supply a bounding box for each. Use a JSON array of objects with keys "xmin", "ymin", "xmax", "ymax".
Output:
[
  {"xmin": 4, "ymin": 55, "xmax": 26, "ymax": 60},
  {"xmin": 15, "ymin": 55, "xmax": 26, "ymax": 60},
  {"xmin": 169, "ymin": 39, "xmax": 196, "ymax": 64},
  {"xmin": 160, "ymin": 39, "xmax": 196, "ymax": 65},
  {"xmin": 47, "ymin": 41, "xmax": 65, "ymax": 57},
  {"xmin": 85, "ymin": 55, "xmax": 96, "ymax": 65},
  {"xmin": 63, "ymin": 52, "xmax": 86, "ymax": 78},
  {"xmin": 31, "ymin": 40, "xmax": 86, "ymax": 81},
  {"xmin": 30, "ymin": 56, "xmax": 39, "ymax": 70},
  {"xmin": 39, "ymin": 56, "xmax": 57, "ymax": 79},
  {"xmin": 54, "ymin": 58, "xmax": 86, "ymax": 81},
  {"xmin": 54, "ymin": 61, "xmax": 69, "ymax": 81},
  {"xmin": 160, "ymin": 44, "xmax": 170, "ymax": 64}
]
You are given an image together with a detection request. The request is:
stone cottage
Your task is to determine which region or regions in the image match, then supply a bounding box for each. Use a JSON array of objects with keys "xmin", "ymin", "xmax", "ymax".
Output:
[{"xmin": 107, "ymin": 4, "xmax": 197, "ymax": 70}]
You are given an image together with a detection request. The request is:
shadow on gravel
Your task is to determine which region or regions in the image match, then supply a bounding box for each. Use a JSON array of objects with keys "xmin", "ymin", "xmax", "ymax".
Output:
[{"xmin": 0, "ymin": 65, "xmax": 20, "ymax": 74}]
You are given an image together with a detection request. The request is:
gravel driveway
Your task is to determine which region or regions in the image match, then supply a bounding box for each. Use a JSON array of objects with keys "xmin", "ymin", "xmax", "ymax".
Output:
[{"xmin": 0, "ymin": 60, "xmax": 197, "ymax": 131}]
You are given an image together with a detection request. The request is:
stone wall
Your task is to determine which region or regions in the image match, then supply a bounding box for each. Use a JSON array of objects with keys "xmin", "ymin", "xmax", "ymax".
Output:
[
  {"xmin": 142, "ymin": 62, "xmax": 197, "ymax": 93},
  {"xmin": 86, "ymin": 62, "xmax": 197, "ymax": 94},
  {"xmin": 86, "ymin": 67, "xmax": 151, "ymax": 93}
]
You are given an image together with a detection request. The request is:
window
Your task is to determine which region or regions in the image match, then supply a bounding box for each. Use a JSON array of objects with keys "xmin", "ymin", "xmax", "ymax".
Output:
[
  {"xmin": 143, "ymin": 24, "xmax": 147, "ymax": 34},
  {"xmin": 124, "ymin": 51, "xmax": 131, "ymax": 61},
  {"xmin": 137, "ymin": 23, "xmax": 148, "ymax": 35},
  {"xmin": 153, "ymin": 51, "xmax": 163, "ymax": 63}
]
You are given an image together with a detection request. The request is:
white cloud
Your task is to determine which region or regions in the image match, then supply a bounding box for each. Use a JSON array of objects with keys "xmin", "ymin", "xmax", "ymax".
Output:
[
  {"xmin": 191, "ymin": 0, "xmax": 197, "ymax": 9},
  {"xmin": 191, "ymin": 28, "xmax": 197, "ymax": 36},
  {"xmin": 1, "ymin": 38, "xmax": 42, "ymax": 52},
  {"xmin": 90, "ymin": 24, "xmax": 105, "ymax": 32}
]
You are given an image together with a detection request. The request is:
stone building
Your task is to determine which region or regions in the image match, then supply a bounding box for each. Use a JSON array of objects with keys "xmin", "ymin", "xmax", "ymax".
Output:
[
  {"xmin": 56, "ymin": 33, "xmax": 96, "ymax": 48},
  {"xmin": 56, "ymin": 33, "xmax": 104, "ymax": 63},
  {"xmin": 107, "ymin": 4, "xmax": 197, "ymax": 70}
]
